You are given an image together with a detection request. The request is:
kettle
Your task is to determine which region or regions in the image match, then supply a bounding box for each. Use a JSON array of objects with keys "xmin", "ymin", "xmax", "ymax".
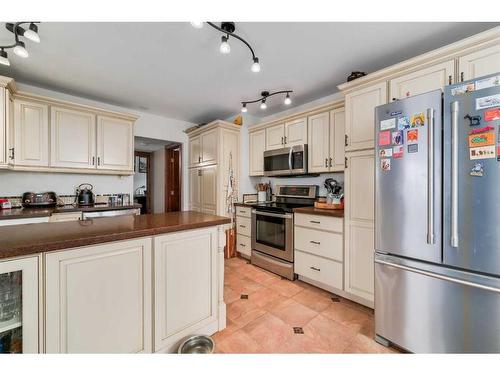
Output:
[{"xmin": 76, "ymin": 183, "xmax": 95, "ymax": 206}]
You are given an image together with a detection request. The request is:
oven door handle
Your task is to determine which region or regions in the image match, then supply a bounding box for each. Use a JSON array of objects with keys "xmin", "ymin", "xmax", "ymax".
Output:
[{"xmin": 252, "ymin": 209, "xmax": 293, "ymax": 219}]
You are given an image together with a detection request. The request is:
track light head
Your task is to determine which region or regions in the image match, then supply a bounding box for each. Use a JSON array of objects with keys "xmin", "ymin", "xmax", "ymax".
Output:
[
  {"xmin": 260, "ymin": 99, "xmax": 267, "ymax": 110},
  {"xmin": 251, "ymin": 57, "xmax": 261, "ymax": 73},
  {"xmin": 190, "ymin": 22, "xmax": 204, "ymax": 29},
  {"xmin": 220, "ymin": 35, "xmax": 230, "ymax": 54},
  {"xmin": 241, "ymin": 103, "xmax": 247, "ymax": 113},
  {"xmin": 13, "ymin": 41, "xmax": 28, "ymax": 58},
  {"xmin": 0, "ymin": 49, "xmax": 10, "ymax": 66},
  {"xmin": 284, "ymin": 93, "xmax": 292, "ymax": 105},
  {"xmin": 24, "ymin": 23, "xmax": 40, "ymax": 43}
]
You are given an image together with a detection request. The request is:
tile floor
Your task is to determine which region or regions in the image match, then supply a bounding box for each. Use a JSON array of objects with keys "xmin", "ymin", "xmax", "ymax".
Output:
[{"xmin": 212, "ymin": 256, "xmax": 400, "ymax": 354}]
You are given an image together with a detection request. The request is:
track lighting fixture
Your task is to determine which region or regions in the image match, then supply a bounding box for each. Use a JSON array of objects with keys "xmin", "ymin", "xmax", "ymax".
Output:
[
  {"xmin": 192, "ymin": 22, "xmax": 261, "ymax": 73},
  {"xmin": 0, "ymin": 22, "xmax": 40, "ymax": 66},
  {"xmin": 241, "ymin": 90, "xmax": 293, "ymax": 112}
]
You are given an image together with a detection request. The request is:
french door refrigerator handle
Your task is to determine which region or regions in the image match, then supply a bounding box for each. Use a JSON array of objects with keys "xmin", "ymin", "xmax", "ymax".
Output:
[
  {"xmin": 427, "ymin": 108, "xmax": 435, "ymax": 245},
  {"xmin": 451, "ymin": 101, "xmax": 459, "ymax": 248}
]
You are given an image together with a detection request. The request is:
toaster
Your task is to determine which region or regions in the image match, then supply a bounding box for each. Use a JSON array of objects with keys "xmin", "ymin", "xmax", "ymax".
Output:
[{"xmin": 22, "ymin": 192, "xmax": 58, "ymax": 207}]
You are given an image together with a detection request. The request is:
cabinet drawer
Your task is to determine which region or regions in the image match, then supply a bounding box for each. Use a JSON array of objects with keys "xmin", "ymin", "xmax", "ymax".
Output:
[
  {"xmin": 294, "ymin": 213, "xmax": 343, "ymax": 232},
  {"xmin": 236, "ymin": 216, "xmax": 251, "ymax": 237},
  {"xmin": 236, "ymin": 234, "xmax": 251, "ymax": 257},
  {"xmin": 49, "ymin": 212, "xmax": 82, "ymax": 222},
  {"xmin": 295, "ymin": 250, "xmax": 343, "ymax": 290},
  {"xmin": 294, "ymin": 226, "xmax": 343, "ymax": 262},
  {"xmin": 235, "ymin": 206, "xmax": 251, "ymax": 218}
]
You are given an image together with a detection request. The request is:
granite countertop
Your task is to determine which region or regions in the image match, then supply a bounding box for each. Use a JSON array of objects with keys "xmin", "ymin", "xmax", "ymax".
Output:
[
  {"xmin": 293, "ymin": 206, "xmax": 345, "ymax": 218},
  {"xmin": 0, "ymin": 203, "xmax": 142, "ymax": 220},
  {"xmin": 0, "ymin": 211, "xmax": 230, "ymax": 260}
]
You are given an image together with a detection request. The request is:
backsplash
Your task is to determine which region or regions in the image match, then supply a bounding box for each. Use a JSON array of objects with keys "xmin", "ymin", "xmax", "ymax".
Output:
[
  {"xmin": 0, "ymin": 194, "xmax": 132, "ymax": 208},
  {"xmin": 252, "ymin": 172, "xmax": 344, "ymax": 197}
]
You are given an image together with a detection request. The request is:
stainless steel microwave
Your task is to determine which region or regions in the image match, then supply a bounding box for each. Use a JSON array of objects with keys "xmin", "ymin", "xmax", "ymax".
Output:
[{"xmin": 263, "ymin": 144, "xmax": 308, "ymax": 177}]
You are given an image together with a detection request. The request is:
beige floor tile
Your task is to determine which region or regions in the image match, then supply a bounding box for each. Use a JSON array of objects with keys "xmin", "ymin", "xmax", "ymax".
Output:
[
  {"xmin": 343, "ymin": 333, "xmax": 398, "ymax": 354},
  {"xmin": 268, "ymin": 278, "xmax": 304, "ymax": 297},
  {"xmin": 304, "ymin": 314, "xmax": 356, "ymax": 352},
  {"xmin": 215, "ymin": 330, "xmax": 264, "ymax": 354},
  {"xmin": 268, "ymin": 298, "xmax": 319, "ymax": 327},
  {"xmin": 292, "ymin": 288, "xmax": 334, "ymax": 313},
  {"xmin": 321, "ymin": 301, "xmax": 371, "ymax": 332},
  {"xmin": 247, "ymin": 286, "xmax": 283, "ymax": 309},
  {"xmin": 242, "ymin": 312, "xmax": 293, "ymax": 352}
]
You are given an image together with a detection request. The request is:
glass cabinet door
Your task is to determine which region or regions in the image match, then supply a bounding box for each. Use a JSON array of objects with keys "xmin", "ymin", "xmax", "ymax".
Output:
[{"xmin": 0, "ymin": 257, "xmax": 38, "ymax": 354}]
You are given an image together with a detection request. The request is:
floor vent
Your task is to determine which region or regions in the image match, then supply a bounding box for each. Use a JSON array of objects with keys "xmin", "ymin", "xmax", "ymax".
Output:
[
  {"xmin": 293, "ymin": 327, "xmax": 304, "ymax": 334},
  {"xmin": 240, "ymin": 294, "xmax": 248, "ymax": 300}
]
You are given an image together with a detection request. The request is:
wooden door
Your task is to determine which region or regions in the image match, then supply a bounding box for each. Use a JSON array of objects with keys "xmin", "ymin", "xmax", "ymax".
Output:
[
  {"xmin": 389, "ymin": 60, "xmax": 455, "ymax": 100},
  {"xmin": 265, "ymin": 123, "xmax": 285, "ymax": 150},
  {"xmin": 165, "ymin": 145, "xmax": 181, "ymax": 212},
  {"xmin": 45, "ymin": 238, "xmax": 152, "ymax": 353},
  {"xmin": 189, "ymin": 168, "xmax": 201, "ymax": 212},
  {"xmin": 50, "ymin": 106, "xmax": 96, "ymax": 169},
  {"xmin": 307, "ymin": 112, "xmax": 330, "ymax": 173},
  {"xmin": 330, "ymin": 108, "xmax": 345, "ymax": 171},
  {"xmin": 0, "ymin": 256, "xmax": 39, "ymax": 353},
  {"xmin": 284, "ymin": 117, "xmax": 307, "ymax": 146},
  {"xmin": 13, "ymin": 99, "xmax": 49, "ymax": 167},
  {"xmin": 153, "ymin": 227, "xmax": 218, "ymax": 352},
  {"xmin": 345, "ymin": 82, "xmax": 387, "ymax": 152},
  {"xmin": 201, "ymin": 129, "xmax": 217, "ymax": 165},
  {"xmin": 344, "ymin": 149, "xmax": 375, "ymax": 306},
  {"xmin": 249, "ymin": 129, "xmax": 265, "ymax": 176},
  {"xmin": 200, "ymin": 165, "xmax": 217, "ymax": 215},
  {"xmin": 96, "ymin": 115, "xmax": 134, "ymax": 171},
  {"xmin": 188, "ymin": 135, "xmax": 201, "ymax": 167},
  {"xmin": 459, "ymin": 44, "xmax": 500, "ymax": 81}
]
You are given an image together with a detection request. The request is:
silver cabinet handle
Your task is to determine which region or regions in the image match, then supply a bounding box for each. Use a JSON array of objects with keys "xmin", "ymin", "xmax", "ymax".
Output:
[
  {"xmin": 239, "ymin": 243, "xmax": 246, "ymax": 247},
  {"xmin": 451, "ymin": 101, "xmax": 459, "ymax": 248},
  {"xmin": 309, "ymin": 220, "xmax": 321, "ymax": 224},
  {"xmin": 329, "ymin": 157, "xmax": 332, "ymax": 167},
  {"xmin": 239, "ymin": 210, "xmax": 246, "ymax": 214},
  {"xmin": 310, "ymin": 266, "xmax": 321, "ymax": 272},
  {"xmin": 281, "ymin": 136, "xmax": 284, "ymax": 145},
  {"xmin": 92, "ymin": 156, "xmax": 95, "ymax": 166},
  {"xmin": 310, "ymin": 240, "xmax": 321, "ymax": 245},
  {"xmin": 239, "ymin": 225, "xmax": 246, "ymax": 228},
  {"xmin": 427, "ymin": 108, "xmax": 435, "ymax": 245},
  {"xmin": 325, "ymin": 158, "xmax": 328, "ymax": 167},
  {"xmin": 284, "ymin": 136, "xmax": 287, "ymax": 144},
  {"xmin": 252, "ymin": 209, "xmax": 293, "ymax": 219}
]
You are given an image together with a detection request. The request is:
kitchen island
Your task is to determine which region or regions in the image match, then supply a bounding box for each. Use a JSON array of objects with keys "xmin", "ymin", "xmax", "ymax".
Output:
[{"xmin": 0, "ymin": 211, "xmax": 230, "ymax": 353}]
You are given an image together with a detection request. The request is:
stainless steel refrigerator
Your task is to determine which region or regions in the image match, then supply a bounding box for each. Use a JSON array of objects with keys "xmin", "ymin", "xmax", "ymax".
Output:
[{"xmin": 374, "ymin": 73, "xmax": 500, "ymax": 353}]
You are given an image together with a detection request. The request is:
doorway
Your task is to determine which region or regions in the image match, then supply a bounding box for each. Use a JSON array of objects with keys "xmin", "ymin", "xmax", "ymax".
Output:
[
  {"xmin": 134, "ymin": 151, "xmax": 153, "ymax": 214},
  {"xmin": 165, "ymin": 143, "xmax": 182, "ymax": 212}
]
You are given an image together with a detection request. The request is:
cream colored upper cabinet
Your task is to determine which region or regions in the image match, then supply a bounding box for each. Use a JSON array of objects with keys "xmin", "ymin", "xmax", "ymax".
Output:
[
  {"xmin": 189, "ymin": 135, "xmax": 201, "ymax": 167},
  {"xmin": 330, "ymin": 108, "xmax": 345, "ymax": 171},
  {"xmin": 265, "ymin": 123, "xmax": 285, "ymax": 150},
  {"xmin": 13, "ymin": 99, "xmax": 49, "ymax": 167},
  {"xmin": 308, "ymin": 112, "xmax": 330, "ymax": 173},
  {"xmin": 345, "ymin": 82, "xmax": 387, "ymax": 152},
  {"xmin": 459, "ymin": 44, "xmax": 500, "ymax": 81},
  {"xmin": 96, "ymin": 115, "xmax": 134, "ymax": 171},
  {"xmin": 0, "ymin": 88, "xmax": 6, "ymax": 166},
  {"xmin": 189, "ymin": 168, "xmax": 202, "ymax": 212},
  {"xmin": 200, "ymin": 165, "xmax": 217, "ymax": 215},
  {"xmin": 50, "ymin": 107, "xmax": 96, "ymax": 169},
  {"xmin": 201, "ymin": 129, "xmax": 217, "ymax": 165},
  {"xmin": 389, "ymin": 60, "xmax": 455, "ymax": 100},
  {"xmin": 249, "ymin": 129, "xmax": 265, "ymax": 176},
  {"xmin": 284, "ymin": 117, "xmax": 307, "ymax": 146}
]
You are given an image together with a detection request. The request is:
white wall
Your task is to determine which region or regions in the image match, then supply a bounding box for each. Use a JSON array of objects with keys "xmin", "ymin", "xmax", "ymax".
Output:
[{"xmin": 1, "ymin": 82, "xmax": 195, "ymax": 209}]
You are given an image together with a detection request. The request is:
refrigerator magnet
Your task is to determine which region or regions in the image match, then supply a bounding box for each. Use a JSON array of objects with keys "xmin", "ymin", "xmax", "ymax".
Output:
[
  {"xmin": 468, "ymin": 132, "xmax": 495, "ymax": 148},
  {"xmin": 476, "ymin": 94, "xmax": 500, "ymax": 110},
  {"xmin": 380, "ymin": 118, "xmax": 396, "ymax": 130},
  {"xmin": 469, "ymin": 125, "xmax": 495, "ymax": 135},
  {"xmin": 393, "ymin": 145, "xmax": 404, "ymax": 158},
  {"xmin": 470, "ymin": 163, "xmax": 484, "ymax": 177},
  {"xmin": 379, "ymin": 131, "xmax": 391, "ymax": 146},
  {"xmin": 475, "ymin": 75, "xmax": 500, "ymax": 90},
  {"xmin": 469, "ymin": 145, "xmax": 496, "ymax": 160},
  {"xmin": 407, "ymin": 129, "xmax": 419, "ymax": 144},
  {"xmin": 408, "ymin": 144, "xmax": 418, "ymax": 153},
  {"xmin": 451, "ymin": 83, "xmax": 475, "ymax": 96},
  {"xmin": 390, "ymin": 110, "xmax": 402, "ymax": 117},
  {"xmin": 379, "ymin": 148, "xmax": 393, "ymax": 158},
  {"xmin": 392, "ymin": 131, "xmax": 404, "ymax": 145},
  {"xmin": 397, "ymin": 116, "xmax": 410, "ymax": 130},
  {"xmin": 497, "ymin": 146, "xmax": 500, "ymax": 161},
  {"xmin": 484, "ymin": 108, "xmax": 500, "ymax": 122},
  {"xmin": 410, "ymin": 112, "xmax": 425, "ymax": 127},
  {"xmin": 381, "ymin": 158, "xmax": 391, "ymax": 172}
]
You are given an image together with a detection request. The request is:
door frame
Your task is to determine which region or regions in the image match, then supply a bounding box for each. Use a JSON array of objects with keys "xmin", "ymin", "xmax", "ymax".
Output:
[
  {"xmin": 165, "ymin": 143, "xmax": 182, "ymax": 212},
  {"xmin": 134, "ymin": 151, "xmax": 153, "ymax": 214}
]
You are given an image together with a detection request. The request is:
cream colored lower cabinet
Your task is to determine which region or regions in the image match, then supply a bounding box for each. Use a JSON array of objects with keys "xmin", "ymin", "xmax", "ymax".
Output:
[
  {"xmin": 235, "ymin": 206, "xmax": 252, "ymax": 258},
  {"xmin": 249, "ymin": 129, "xmax": 265, "ymax": 176},
  {"xmin": 154, "ymin": 227, "xmax": 218, "ymax": 352},
  {"xmin": 48, "ymin": 212, "xmax": 82, "ymax": 222},
  {"xmin": 45, "ymin": 238, "xmax": 152, "ymax": 353}
]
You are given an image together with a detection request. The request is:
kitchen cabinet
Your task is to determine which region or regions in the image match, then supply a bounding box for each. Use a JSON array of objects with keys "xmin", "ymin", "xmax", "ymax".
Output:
[
  {"xmin": 235, "ymin": 205, "xmax": 251, "ymax": 258},
  {"xmin": 0, "ymin": 87, "xmax": 7, "ymax": 167},
  {"xmin": 0, "ymin": 217, "xmax": 49, "ymax": 226},
  {"xmin": 189, "ymin": 168, "xmax": 202, "ymax": 211},
  {"xmin": 12, "ymin": 99, "xmax": 49, "ymax": 167},
  {"xmin": 200, "ymin": 165, "xmax": 217, "ymax": 215},
  {"xmin": 344, "ymin": 82, "xmax": 387, "ymax": 152},
  {"xmin": 330, "ymin": 108, "xmax": 345, "ymax": 171},
  {"xmin": 284, "ymin": 117, "xmax": 307, "ymax": 146},
  {"xmin": 389, "ymin": 60, "xmax": 455, "ymax": 100},
  {"xmin": 458, "ymin": 44, "xmax": 500, "ymax": 81},
  {"xmin": 344, "ymin": 149, "xmax": 375, "ymax": 306},
  {"xmin": 265, "ymin": 123, "xmax": 285, "ymax": 150},
  {"xmin": 96, "ymin": 115, "xmax": 134, "ymax": 171},
  {"xmin": 0, "ymin": 256, "xmax": 39, "ymax": 353},
  {"xmin": 189, "ymin": 135, "xmax": 201, "ymax": 167},
  {"xmin": 45, "ymin": 238, "xmax": 152, "ymax": 353},
  {"xmin": 153, "ymin": 227, "xmax": 218, "ymax": 352},
  {"xmin": 249, "ymin": 129, "xmax": 265, "ymax": 176},
  {"xmin": 201, "ymin": 130, "xmax": 217, "ymax": 166},
  {"xmin": 50, "ymin": 106, "xmax": 96, "ymax": 169}
]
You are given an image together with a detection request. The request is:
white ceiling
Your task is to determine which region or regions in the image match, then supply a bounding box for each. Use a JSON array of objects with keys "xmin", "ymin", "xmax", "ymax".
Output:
[{"xmin": 0, "ymin": 22, "xmax": 498, "ymax": 124}]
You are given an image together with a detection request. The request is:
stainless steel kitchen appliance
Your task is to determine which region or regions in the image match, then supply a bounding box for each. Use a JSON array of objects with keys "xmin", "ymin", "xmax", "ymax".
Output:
[
  {"xmin": 21, "ymin": 192, "xmax": 57, "ymax": 207},
  {"xmin": 251, "ymin": 185, "xmax": 317, "ymax": 280},
  {"xmin": 76, "ymin": 183, "xmax": 95, "ymax": 206},
  {"xmin": 374, "ymin": 73, "xmax": 500, "ymax": 353},
  {"xmin": 263, "ymin": 144, "xmax": 308, "ymax": 177}
]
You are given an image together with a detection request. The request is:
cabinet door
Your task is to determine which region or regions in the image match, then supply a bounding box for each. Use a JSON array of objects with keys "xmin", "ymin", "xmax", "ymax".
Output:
[
  {"xmin": 0, "ymin": 256, "xmax": 39, "ymax": 353},
  {"xmin": 265, "ymin": 123, "xmax": 285, "ymax": 150},
  {"xmin": 201, "ymin": 165, "xmax": 217, "ymax": 215},
  {"xmin": 0, "ymin": 88, "xmax": 6, "ymax": 166},
  {"xmin": 96, "ymin": 115, "xmax": 134, "ymax": 171},
  {"xmin": 13, "ymin": 99, "xmax": 49, "ymax": 167},
  {"xmin": 307, "ymin": 112, "xmax": 330, "ymax": 173},
  {"xmin": 50, "ymin": 107, "xmax": 96, "ymax": 169},
  {"xmin": 459, "ymin": 44, "xmax": 500, "ymax": 81},
  {"xmin": 201, "ymin": 130, "xmax": 217, "ymax": 165},
  {"xmin": 344, "ymin": 149, "xmax": 375, "ymax": 306},
  {"xmin": 330, "ymin": 108, "xmax": 345, "ymax": 171},
  {"xmin": 389, "ymin": 60, "xmax": 455, "ymax": 100},
  {"xmin": 189, "ymin": 136, "xmax": 201, "ymax": 167},
  {"xmin": 345, "ymin": 82, "xmax": 387, "ymax": 152},
  {"xmin": 189, "ymin": 168, "xmax": 202, "ymax": 211},
  {"xmin": 249, "ymin": 129, "xmax": 265, "ymax": 176},
  {"xmin": 154, "ymin": 227, "xmax": 218, "ymax": 352},
  {"xmin": 45, "ymin": 238, "xmax": 152, "ymax": 353},
  {"xmin": 285, "ymin": 117, "xmax": 307, "ymax": 146}
]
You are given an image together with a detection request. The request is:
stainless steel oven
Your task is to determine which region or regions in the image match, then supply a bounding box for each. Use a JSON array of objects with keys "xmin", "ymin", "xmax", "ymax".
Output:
[{"xmin": 263, "ymin": 144, "xmax": 308, "ymax": 177}]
